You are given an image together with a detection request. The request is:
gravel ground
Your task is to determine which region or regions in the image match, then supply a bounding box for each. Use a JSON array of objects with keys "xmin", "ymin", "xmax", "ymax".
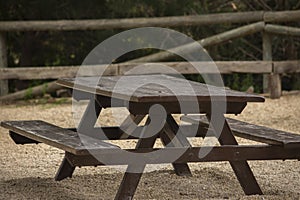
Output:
[{"xmin": 0, "ymin": 94, "xmax": 300, "ymax": 200}]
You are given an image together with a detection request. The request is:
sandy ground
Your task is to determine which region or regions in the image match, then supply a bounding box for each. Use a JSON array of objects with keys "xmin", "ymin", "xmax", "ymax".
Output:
[{"xmin": 0, "ymin": 94, "xmax": 300, "ymax": 200}]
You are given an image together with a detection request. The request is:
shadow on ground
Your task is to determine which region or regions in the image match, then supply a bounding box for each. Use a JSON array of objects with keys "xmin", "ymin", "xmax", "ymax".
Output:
[{"xmin": 0, "ymin": 168, "xmax": 297, "ymax": 200}]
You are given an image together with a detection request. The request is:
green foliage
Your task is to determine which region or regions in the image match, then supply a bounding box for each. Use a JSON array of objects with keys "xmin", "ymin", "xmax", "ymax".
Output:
[
  {"xmin": 25, "ymin": 87, "xmax": 33, "ymax": 99},
  {"xmin": 224, "ymin": 73, "xmax": 257, "ymax": 92},
  {"xmin": 42, "ymin": 83, "xmax": 48, "ymax": 96},
  {"xmin": 184, "ymin": 74, "xmax": 205, "ymax": 84}
]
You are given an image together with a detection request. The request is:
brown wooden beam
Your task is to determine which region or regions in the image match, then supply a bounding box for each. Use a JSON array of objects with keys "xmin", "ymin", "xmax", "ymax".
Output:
[
  {"xmin": 0, "ymin": 61, "xmax": 273, "ymax": 80},
  {"xmin": 0, "ymin": 10, "xmax": 299, "ymax": 32},
  {"xmin": 65, "ymin": 145, "xmax": 300, "ymax": 167},
  {"xmin": 273, "ymin": 60, "xmax": 300, "ymax": 74},
  {"xmin": 264, "ymin": 10, "xmax": 300, "ymax": 23},
  {"xmin": 0, "ymin": 12, "xmax": 264, "ymax": 32},
  {"xmin": 265, "ymin": 24, "xmax": 300, "ymax": 37}
]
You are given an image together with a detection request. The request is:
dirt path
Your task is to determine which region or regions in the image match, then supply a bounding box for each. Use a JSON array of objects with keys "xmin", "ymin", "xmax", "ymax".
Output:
[{"xmin": 0, "ymin": 95, "xmax": 300, "ymax": 199}]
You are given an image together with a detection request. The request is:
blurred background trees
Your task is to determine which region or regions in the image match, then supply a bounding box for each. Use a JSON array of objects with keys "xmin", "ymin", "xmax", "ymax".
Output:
[{"xmin": 0, "ymin": 0, "xmax": 299, "ymax": 92}]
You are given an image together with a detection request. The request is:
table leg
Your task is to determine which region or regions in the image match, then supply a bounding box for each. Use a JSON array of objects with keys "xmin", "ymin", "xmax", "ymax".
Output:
[
  {"xmin": 115, "ymin": 117, "xmax": 157, "ymax": 200},
  {"xmin": 206, "ymin": 114, "xmax": 263, "ymax": 195},
  {"xmin": 159, "ymin": 114, "xmax": 192, "ymax": 176}
]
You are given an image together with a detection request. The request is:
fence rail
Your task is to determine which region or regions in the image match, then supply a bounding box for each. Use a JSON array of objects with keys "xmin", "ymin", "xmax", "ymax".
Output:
[
  {"xmin": 0, "ymin": 10, "xmax": 300, "ymax": 99},
  {"xmin": 0, "ymin": 61, "xmax": 284, "ymax": 79},
  {"xmin": 0, "ymin": 10, "xmax": 299, "ymax": 32}
]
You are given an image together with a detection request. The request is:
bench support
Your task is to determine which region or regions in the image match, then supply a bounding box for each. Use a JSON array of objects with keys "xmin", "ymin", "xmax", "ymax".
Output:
[
  {"xmin": 55, "ymin": 156, "xmax": 75, "ymax": 181},
  {"xmin": 160, "ymin": 114, "xmax": 192, "ymax": 176},
  {"xmin": 207, "ymin": 114, "xmax": 263, "ymax": 195}
]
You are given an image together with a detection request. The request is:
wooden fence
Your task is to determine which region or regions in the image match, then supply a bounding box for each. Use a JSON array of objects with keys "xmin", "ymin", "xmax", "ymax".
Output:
[
  {"xmin": 1, "ymin": 61, "xmax": 299, "ymax": 79},
  {"xmin": 0, "ymin": 10, "xmax": 300, "ymax": 99}
]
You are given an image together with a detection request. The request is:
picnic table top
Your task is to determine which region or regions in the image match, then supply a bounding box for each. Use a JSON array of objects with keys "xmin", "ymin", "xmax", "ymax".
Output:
[{"xmin": 57, "ymin": 74, "xmax": 265, "ymax": 103}]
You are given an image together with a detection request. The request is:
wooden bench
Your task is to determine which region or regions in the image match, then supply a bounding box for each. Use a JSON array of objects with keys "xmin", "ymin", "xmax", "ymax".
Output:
[
  {"xmin": 0, "ymin": 120, "xmax": 120, "ymax": 180},
  {"xmin": 181, "ymin": 115, "xmax": 300, "ymax": 148}
]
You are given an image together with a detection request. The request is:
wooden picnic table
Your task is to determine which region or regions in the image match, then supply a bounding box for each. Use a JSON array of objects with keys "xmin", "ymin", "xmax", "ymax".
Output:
[
  {"xmin": 2, "ymin": 74, "xmax": 300, "ymax": 200},
  {"xmin": 57, "ymin": 74, "xmax": 265, "ymax": 199}
]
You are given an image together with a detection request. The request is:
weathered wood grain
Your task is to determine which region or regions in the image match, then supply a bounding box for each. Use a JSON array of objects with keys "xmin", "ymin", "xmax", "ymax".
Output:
[
  {"xmin": 0, "ymin": 10, "xmax": 299, "ymax": 32},
  {"xmin": 269, "ymin": 73, "xmax": 282, "ymax": 99},
  {"xmin": 118, "ymin": 61, "xmax": 272, "ymax": 75},
  {"xmin": 181, "ymin": 115, "xmax": 300, "ymax": 148},
  {"xmin": 57, "ymin": 74, "xmax": 265, "ymax": 103},
  {"xmin": 0, "ymin": 120, "xmax": 119, "ymax": 155},
  {"xmin": 0, "ymin": 61, "xmax": 273, "ymax": 80},
  {"xmin": 273, "ymin": 60, "xmax": 300, "ymax": 74},
  {"xmin": 0, "ymin": 12, "xmax": 264, "ymax": 32},
  {"xmin": 65, "ymin": 145, "xmax": 300, "ymax": 166},
  {"xmin": 265, "ymin": 24, "xmax": 300, "ymax": 37},
  {"xmin": 262, "ymin": 32, "xmax": 272, "ymax": 94},
  {"xmin": 264, "ymin": 10, "xmax": 300, "ymax": 23}
]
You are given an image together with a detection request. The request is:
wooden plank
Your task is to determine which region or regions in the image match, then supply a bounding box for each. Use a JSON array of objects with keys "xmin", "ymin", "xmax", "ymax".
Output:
[
  {"xmin": 127, "ymin": 101, "xmax": 247, "ymax": 115},
  {"xmin": 66, "ymin": 145, "xmax": 300, "ymax": 165},
  {"xmin": 214, "ymin": 61, "xmax": 271, "ymax": 74},
  {"xmin": 0, "ymin": 12, "xmax": 264, "ymax": 32},
  {"xmin": 0, "ymin": 33, "xmax": 8, "ymax": 96},
  {"xmin": 207, "ymin": 61, "xmax": 272, "ymax": 74},
  {"xmin": 181, "ymin": 115, "xmax": 300, "ymax": 148},
  {"xmin": 95, "ymin": 92, "xmax": 248, "ymax": 115},
  {"xmin": 265, "ymin": 24, "xmax": 300, "ymax": 37},
  {"xmin": 57, "ymin": 75, "xmax": 265, "ymax": 103},
  {"xmin": 0, "ymin": 61, "xmax": 273, "ymax": 80},
  {"xmin": 118, "ymin": 61, "xmax": 272, "ymax": 75},
  {"xmin": 273, "ymin": 60, "xmax": 300, "ymax": 74},
  {"xmin": 0, "ymin": 120, "xmax": 119, "ymax": 155}
]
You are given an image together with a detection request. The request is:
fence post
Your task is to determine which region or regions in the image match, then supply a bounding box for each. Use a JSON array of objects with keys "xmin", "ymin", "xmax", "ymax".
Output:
[
  {"xmin": 0, "ymin": 33, "xmax": 8, "ymax": 96},
  {"xmin": 262, "ymin": 32, "xmax": 272, "ymax": 93},
  {"xmin": 262, "ymin": 32, "xmax": 281, "ymax": 98},
  {"xmin": 268, "ymin": 73, "xmax": 281, "ymax": 98}
]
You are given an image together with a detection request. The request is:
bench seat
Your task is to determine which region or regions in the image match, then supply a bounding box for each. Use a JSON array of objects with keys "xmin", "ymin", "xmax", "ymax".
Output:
[
  {"xmin": 181, "ymin": 115, "xmax": 300, "ymax": 148},
  {"xmin": 1, "ymin": 120, "xmax": 120, "ymax": 155}
]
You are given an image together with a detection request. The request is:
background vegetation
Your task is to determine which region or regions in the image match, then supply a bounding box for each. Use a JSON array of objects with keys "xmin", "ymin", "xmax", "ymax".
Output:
[{"xmin": 0, "ymin": 0, "xmax": 299, "ymax": 93}]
